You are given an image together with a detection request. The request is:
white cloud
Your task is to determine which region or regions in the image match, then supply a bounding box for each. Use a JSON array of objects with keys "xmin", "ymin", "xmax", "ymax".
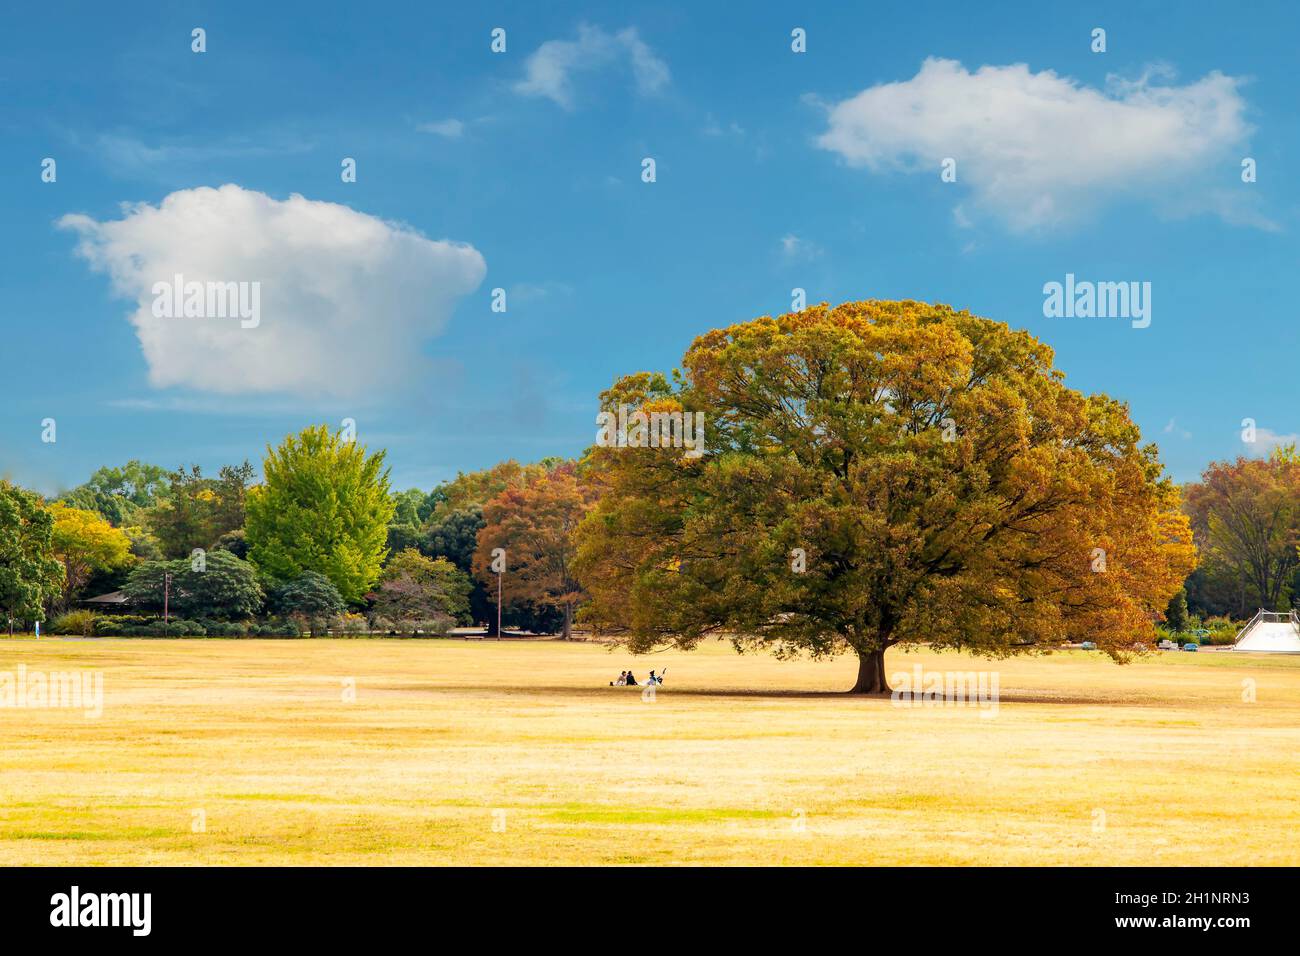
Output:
[
  {"xmin": 1245, "ymin": 428, "xmax": 1299, "ymax": 457},
  {"xmin": 59, "ymin": 185, "xmax": 485, "ymax": 398},
  {"xmin": 780, "ymin": 234, "xmax": 822, "ymax": 262},
  {"xmin": 417, "ymin": 119, "xmax": 464, "ymax": 138},
  {"xmin": 514, "ymin": 24, "xmax": 669, "ymax": 109},
  {"xmin": 816, "ymin": 58, "xmax": 1259, "ymax": 231}
]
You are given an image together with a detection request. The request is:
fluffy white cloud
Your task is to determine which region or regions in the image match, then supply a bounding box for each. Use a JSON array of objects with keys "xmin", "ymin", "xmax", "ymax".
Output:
[
  {"xmin": 515, "ymin": 24, "xmax": 669, "ymax": 109},
  {"xmin": 59, "ymin": 185, "xmax": 485, "ymax": 398},
  {"xmin": 816, "ymin": 58, "xmax": 1256, "ymax": 231}
]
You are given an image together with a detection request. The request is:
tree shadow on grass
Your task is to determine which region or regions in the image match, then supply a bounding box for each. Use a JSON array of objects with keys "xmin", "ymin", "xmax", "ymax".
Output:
[{"xmin": 381, "ymin": 683, "xmax": 1151, "ymax": 706}]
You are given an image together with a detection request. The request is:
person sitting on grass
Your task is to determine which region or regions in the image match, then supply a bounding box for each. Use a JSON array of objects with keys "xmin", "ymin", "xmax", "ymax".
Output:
[
  {"xmin": 625, "ymin": 671, "xmax": 637, "ymax": 686},
  {"xmin": 609, "ymin": 670, "xmax": 628, "ymax": 687}
]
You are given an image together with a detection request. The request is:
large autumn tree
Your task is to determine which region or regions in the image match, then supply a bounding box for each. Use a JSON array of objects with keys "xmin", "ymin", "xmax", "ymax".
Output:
[
  {"xmin": 573, "ymin": 300, "xmax": 1196, "ymax": 693},
  {"xmin": 245, "ymin": 425, "xmax": 395, "ymax": 603},
  {"xmin": 473, "ymin": 462, "xmax": 597, "ymax": 638},
  {"xmin": 1182, "ymin": 449, "xmax": 1300, "ymax": 616}
]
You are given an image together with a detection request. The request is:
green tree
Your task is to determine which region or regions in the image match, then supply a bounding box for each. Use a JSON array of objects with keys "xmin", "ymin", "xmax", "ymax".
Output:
[
  {"xmin": 245, "ymin": 426, "xmax": 394, "ymax": 603},
  {"xmin": 267, "ymin": 572, "xmax": 347, "ymax": 635},
  {"xmin": 421, "ymin": 505, "xmax": 495, "ymax": 628},
  {"xmin": 146, "ymin": 461, "xmax": 255, "ymax": 558},
  {"xmin": 371, "ymin": 549, "xmax": 473, "ymax": 631},
  {"xmin": 123, "ymin": 551, "xmax": 264, "ymax": 620},
  {"xmin": 574, "ymin": 300, "xmax": 1197, "ymax": 693},
  {"xmin": 0, "ymin": 482, "xmax": 65, "ymax": 633},
  {"xmin": 391, "ymin": 489, "xmax": 427, "ymax": 527},
  {"xmin": 1164, "ymin": 587, "xmax": 1190, "ymax": 632},
  {"xmin": 60, "ymin": 460, "xmax": 170, "ymax": 527}
]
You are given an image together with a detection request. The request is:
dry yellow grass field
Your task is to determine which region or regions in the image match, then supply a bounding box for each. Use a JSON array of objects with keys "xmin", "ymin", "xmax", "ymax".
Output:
[{"xmin": 0, "ymin": 636, "xmax": 1297, "ymax": 866}]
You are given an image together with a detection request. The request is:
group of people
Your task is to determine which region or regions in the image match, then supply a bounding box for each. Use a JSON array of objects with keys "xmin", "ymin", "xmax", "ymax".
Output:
[{"xmin": 610, "ymin": 669, "xmax": 664, "ymax": 687}]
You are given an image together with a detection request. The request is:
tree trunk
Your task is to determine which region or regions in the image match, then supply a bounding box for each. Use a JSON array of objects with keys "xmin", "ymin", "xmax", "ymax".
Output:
[
  {"xmin": 562, "ymin": 604, "xmax": 572, "ymax": 640},
  {"xmin": 849, "ymin": 647, "xmax": 890, "ymax": 695}
]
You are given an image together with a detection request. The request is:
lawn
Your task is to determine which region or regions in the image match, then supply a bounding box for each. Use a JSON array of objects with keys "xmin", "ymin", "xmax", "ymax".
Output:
[{"xmin": 0, "ymin": 637, "xmax": 1297, "ymax": 865}]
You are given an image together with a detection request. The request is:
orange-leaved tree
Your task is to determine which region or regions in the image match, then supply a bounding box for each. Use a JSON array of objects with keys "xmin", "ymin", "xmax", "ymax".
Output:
[
  {"xmin": 472, "ymin": 462, "xmax": 598, "ymax": 638},
  {"xmin": 572, "ymin": 300, "xmax": 1196, "ymax": 693},
  {"xmin": 1182, "ymin": 448, "xmax": 1300, "ymax": 616}
]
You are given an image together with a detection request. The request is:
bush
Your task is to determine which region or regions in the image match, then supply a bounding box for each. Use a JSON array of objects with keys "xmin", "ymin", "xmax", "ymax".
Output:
[
  {"xmin": 202, "ymin": 620, "xmax": 250, "ymax": 637},
  {"xmin": 251, "ymin": 617, "xmax": 302, "ymax": 638},
  {"xmin": 50, "ymin": 610, "xmax": 99, "ymax": 636},
  {"xmin": 335, "ymin": 613, "xmax": 370, "ymax": 636}
]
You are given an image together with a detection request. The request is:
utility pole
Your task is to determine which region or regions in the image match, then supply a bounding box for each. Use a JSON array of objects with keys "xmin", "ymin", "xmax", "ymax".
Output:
[{"xmin": 496, "ymin": 570, "xmax": 502, "ymax": 641}]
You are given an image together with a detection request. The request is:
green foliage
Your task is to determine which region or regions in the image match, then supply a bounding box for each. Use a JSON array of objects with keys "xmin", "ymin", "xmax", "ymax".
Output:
[
  {"xmin": 245, "ymin": 425, "xmax": 394, "ymax": 603},
  {"xmin": 385, "ymin": 522, "xmax": 422, "ymax": 556},
  {"xmin": 50, "ymin": 610, "xmax": 99, "ymax": 636},
  {"xmin": 1164, "ymin": 588, "xmax": 1190, "ymax": 632},
  {"xmin": 267, "ymin": 571, "xmax": 346, "ymax": 635},
  {"xmin": 213, "ymin": 529, "xmax": 249, "ymax": 560},
  {"xmin": 146, "ymin": 462, "xmax": 255, "ymax": 559},
  {"xmin": 372, "ymin": 549, "xmax": 473, "ymax": 629},
  {"xmin": 122, "ymin": 551, "xmax": 264, "ymax": 620},
  {"xmin": 421, "ymin": 505, "xmax": 484, "ymax": 570},
  {"xmin": 391, "ymin": 488, "xmax": 428, "ymax": 527},
  {"xmin": 0, "ymin": 482, "xmax": 65, "ymax": 627},
  {"xmin": 59, "ymin": 460, "xmax": 170, "ymax": 527}
]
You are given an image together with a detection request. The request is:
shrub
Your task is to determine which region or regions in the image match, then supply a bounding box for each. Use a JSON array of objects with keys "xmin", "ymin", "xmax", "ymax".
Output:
[
  {"xmin": 93, "ymin": 619, "xmax": 124, "ymax": 636},
  {"xmin": 335, "ymin": 613, "xmax": 370, "ymax": 636},
  {"xmin": 252, "ymin": 617, "xmax": 302, "ymax": 638},
  {"xmin": 50, "ymin": 610, "xmax": 99, "ymax": 636}
]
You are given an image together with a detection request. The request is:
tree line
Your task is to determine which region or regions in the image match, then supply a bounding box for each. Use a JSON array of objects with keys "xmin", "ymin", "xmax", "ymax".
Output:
[
  {"xmin": 1, "ymin": 426, "xmax": 595, "ymax": 638},
  {"xmin": 2, "ymin": 301, "xmax": 1288, "ymax": 691}
]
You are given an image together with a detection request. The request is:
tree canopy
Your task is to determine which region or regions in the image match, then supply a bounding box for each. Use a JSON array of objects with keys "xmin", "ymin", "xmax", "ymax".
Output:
[
  {"xmin": 123, "ymin": 550, "xmax": 264, "ymax": 619},
  {"xmin": 0, "ymin": 482, "xmax": 65, "ymax": 628},
  {"xmin": 146, "ymin": 462, "xmax": 255, "ymax": 559},
  {"xmin": 245, "ymin": 425, "xmax": 394, "ymax": 603},
  {"xmin": 48, "ymin": 503, "xmax": 134, "ymax": 610},
  {"xmin": 1183, "ymin": 450, "xmax": 1300, "ymax": 616},
  {"xmin": 474, "ymin": 462, "xmax": 597, "ymax": 638},
  {"xmin": 574, "ymin": 300, "xmax": 1196, "ymax": 692},
  {"xmin": 59, "ymin": 460, "xmax": 170, "ymax": 527}
]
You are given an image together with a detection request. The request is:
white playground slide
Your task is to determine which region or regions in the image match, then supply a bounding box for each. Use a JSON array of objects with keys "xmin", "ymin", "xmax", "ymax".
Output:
[{"xmin": 1233, "ymin": 610, "xmax": 1300, "ymax": 653}]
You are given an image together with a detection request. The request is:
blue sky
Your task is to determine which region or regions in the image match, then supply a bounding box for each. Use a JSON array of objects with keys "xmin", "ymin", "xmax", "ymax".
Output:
[{"xmin": 2, "ymin": 1, "xmax": 1297, "ymax": 495}]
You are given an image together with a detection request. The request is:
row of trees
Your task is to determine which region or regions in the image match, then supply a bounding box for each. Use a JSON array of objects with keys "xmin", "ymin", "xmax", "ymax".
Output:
[
  {"xmin": 1181, "ymin": 447, "xmax": 1300, "ymax": 619},
  {"xmin": 1, "ymin": 426, "xmax": 599, "ymax": 639},
  {"xmin": 7, "ymin": 299, "xmax": 1290, "ymax": 691}
]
